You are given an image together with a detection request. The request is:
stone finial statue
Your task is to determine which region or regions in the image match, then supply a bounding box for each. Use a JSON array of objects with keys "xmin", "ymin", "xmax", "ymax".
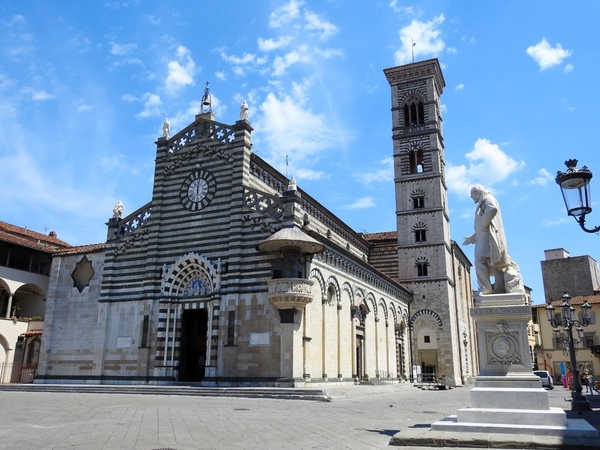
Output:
[
  {"xmin": 240, "ymin": 101, "xmax": 249, "ymax": 121},
  {"xmin": 462, "ymin": 184, "xmax": 523, "ymax": 295},
  {"xmin": 112, "ymin": 201, "xmax": 124, "ymax": 219},
  {"xmin": 162, "ymin": 118, "xmax": 170, "ymax": 139},
  {"xmin": 287, "ymin": 175, "xmax": 297, "ymax": 191}
]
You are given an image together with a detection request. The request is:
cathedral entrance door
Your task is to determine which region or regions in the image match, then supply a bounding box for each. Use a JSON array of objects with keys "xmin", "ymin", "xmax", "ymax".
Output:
[
  {"xmin": 179, "ymin": 309, "xmax": 208, "ymax": 382},
  {"xmin": 355, "ymin": 335, "xmax": 363, "ymax": 380}
]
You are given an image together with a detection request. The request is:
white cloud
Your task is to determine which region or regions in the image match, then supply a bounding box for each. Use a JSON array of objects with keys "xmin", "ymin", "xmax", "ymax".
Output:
[
  {"xmin": 0, "ymin": 149, "xmax": 113, "ymax": 218},
  {"xmin": 110, "ymin": 42, "xmax": 137, "ymax": 55},
  {"xmin": 220, "ymin": 51, "xmax": 266, "ymax": 76},
  {"xmin": 31, "ymin": 90, "xmax": 55, "ymax": 101},
  {"xmin": 389, "ymin": 2, "xmax": 415, "ymax": 15},
  {"xmin": 109, "ymin": 57, "xmax": 144, "ymax": 72},
  {"xmin": 221, "ymin": 51, "xmax": 257, "ymax": 65},
  {"xmin": 256, "ymin": 82, "xmax": 338, "ymax": 167},
  {"xmin": 258, "ymin": 36, "xmax": 294, "ymax": 52},
  {"xmin": 136, "ymin": 92, "xmax": 162, "ymax": 118},
  {"xmin": 121, "ymin": 93, "xmax": 137, "ymax": 102},
  {"xmin": 304, "ymin": 11, "xmax": 338, "ymax": 40},
  {"xmin": 76, "ymin": 99, "xmax": 94, "ymax": 112},
  {"xmin": 455, "ymin": 84, "xmax": 464, "ymax": 91},
  {"xmin": 345, "ymin": 197, "xmax": 376, "ymax": 209},
  {"xmin": 526, "ymin": 38, "xmax": 572, "ymax": 71},
  {"xmin": 446, "ymin": 138, "xmax": 525, "ymax": 195},
  {"xmin": 269, "ymin": 0, "xmax": 303, "ymax": 28},
  {"xmin": 564, "ymin": 63, "xmax": 574, "ymax": 73},
  {"xmin": 165, "ymin": 45, "xmax": 196, "ymax": 95},
  {"xmin": 272, "ymin": 46, "xmax": 310, "ymax": 76},
  {"xmin": 294, "ymin": 167, "xmax": 325, "ymax": 181},
  {"xmin": 394, "ymin": 14, "xmax": 445, "ymax": 64},
  {"xmin": 146, "ymin": 15, "xmax": 160, "ymax": 25},
  {"xmin": 354, "ymin": 157, "xmax": 393, "ymax": 184},
  {"xmin": 528, "ymin": 168, "xmax": 554, "ymax": 185},
  {"xmin": 215, "ymin": 71, "xmax": 226, "ymax": 81},
  {"xmin": 314, "ymin": 47, "xmax": 343, "ymax": 59}
]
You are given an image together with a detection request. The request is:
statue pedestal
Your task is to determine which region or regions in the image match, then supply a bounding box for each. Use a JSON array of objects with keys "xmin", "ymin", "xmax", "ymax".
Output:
[{"xmin": 431, "ymin": 293, "xmax": 598, "ymax": 437}]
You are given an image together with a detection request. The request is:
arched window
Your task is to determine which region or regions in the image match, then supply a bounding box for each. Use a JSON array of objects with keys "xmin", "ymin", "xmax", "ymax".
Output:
[
  {"xmin": 413, "ymin": 222, "xmax": 427, "ymax": 243},
  {"xmin": 403, "ymin": 97, "xmax": 425, "ymax": 127},
  {"xmin": 411, "ymin": 189, "xmax": 426, "ymax": 208},
  {"xmin": 409, "ymin": 148, "xmax": 424, "ymax": 174},
  {"xmin": 415, "ymin": 257, "xmax": 429, "ymax": 277}
]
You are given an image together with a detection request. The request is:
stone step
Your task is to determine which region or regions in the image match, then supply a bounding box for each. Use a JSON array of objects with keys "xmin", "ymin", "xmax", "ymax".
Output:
[{"xmin": 0, "ymin": 384, "xmax": 331, "ymax": 401}]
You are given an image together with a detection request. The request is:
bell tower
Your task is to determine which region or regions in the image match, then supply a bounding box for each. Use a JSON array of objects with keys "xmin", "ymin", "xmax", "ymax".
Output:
[{"xmin": 384, "ymin": 59, "xmax": 465, "ymax": 385}]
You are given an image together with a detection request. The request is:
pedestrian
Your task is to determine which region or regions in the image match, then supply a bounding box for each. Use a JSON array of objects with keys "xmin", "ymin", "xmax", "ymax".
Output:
[
  {"xmin": 588, "ymin": 370, "xmax": 600, "ymax": 394},
  {"xmin": 582, "ymin": 372, "xmax": 593, "ymax": 394}
]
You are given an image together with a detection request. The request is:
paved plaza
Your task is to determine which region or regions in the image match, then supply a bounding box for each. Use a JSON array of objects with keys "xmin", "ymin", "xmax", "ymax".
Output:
[{"xmin": 0, "ymin": 383, "xmax": 599, "ymax": 450}]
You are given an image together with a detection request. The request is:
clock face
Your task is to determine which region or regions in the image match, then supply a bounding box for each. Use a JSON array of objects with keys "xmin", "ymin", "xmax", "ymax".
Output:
[
  {"xmin": 180, "ymin": 170, "xmax": 216, "ymax": 211},
  {"xmin": 188, "ymin": 178, "xmax": 208, "ymax": 202}
]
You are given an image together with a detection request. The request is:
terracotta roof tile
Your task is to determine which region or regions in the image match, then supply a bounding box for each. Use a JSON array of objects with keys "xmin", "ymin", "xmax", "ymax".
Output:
[
  {"xmin": 362, "ymin": 231, "xmax": 397, "ymax": 245},
  {"xmin": 0, "ymin": 221, "xmax": 71, "ymax": 253},
  {"xmin": 21, "ymin": 329, "xmax": 43, "ymax": 336},
  {"xmin": 532, "ymin": 294, "xmax": 600, "ymax": 308},
  {"xmin": 53, "ymin": 243, "xmax": 106, "ymax": 256}
]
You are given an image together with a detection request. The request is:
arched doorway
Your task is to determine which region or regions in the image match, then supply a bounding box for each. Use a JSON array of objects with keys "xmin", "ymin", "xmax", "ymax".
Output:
[{"xmin": 179, "ymin": 309, "xmax": 208, "ymax": 382}]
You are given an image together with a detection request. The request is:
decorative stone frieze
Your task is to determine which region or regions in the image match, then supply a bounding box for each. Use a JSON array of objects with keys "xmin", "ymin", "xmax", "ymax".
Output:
[{"xmin": 267, "ymin": 278, "xmax": 315, "ymax": 309}]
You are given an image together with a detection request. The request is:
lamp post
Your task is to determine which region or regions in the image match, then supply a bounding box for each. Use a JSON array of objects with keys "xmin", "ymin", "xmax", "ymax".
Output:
[
  {"xmin": 545, "ymin": 292, "xmax": 592, "ymax": 411},
  {"xmin": 556, "ymin": 159, "xmax": 600, "ymax": 233}
]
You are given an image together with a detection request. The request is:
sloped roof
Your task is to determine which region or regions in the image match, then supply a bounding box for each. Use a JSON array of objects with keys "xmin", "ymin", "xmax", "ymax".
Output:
[
  {"xmin": 256, "ymin": 226, "xmax": 325, "ymax": 254},
  {"xmin": 532, "ymin": 294, "xmax": 600, "ymax": 308},
  {"xmin": 362, "ymin": 231, "xmax": 397, "ymax": 245},
  {"xmin": 0, "ymin": 221, "xmax": 71, "ymax": 253},
  {"xmin": 21, "ymin": 329, "xmax": 43, "ymax": 336},
  {"xmin": 53, "ymin": 243, "xmax": 106, "ymax": 256}
]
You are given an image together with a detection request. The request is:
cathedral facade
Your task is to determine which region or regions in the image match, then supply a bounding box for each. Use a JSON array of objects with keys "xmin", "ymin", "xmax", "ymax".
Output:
[{"xmin": 36, "ymin": 59, "xmax": 475, "ymax": 387}]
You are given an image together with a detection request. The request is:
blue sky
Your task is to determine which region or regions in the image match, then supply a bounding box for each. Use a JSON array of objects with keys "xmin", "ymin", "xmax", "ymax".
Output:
[{"xmin": 1, "ymin": 0, "xmax": 599, "ymax": 304}]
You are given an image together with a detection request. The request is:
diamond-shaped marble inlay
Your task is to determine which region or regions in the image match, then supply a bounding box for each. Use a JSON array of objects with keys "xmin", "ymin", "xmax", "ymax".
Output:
[{"xmin": 71, "ymin": 255, "xmax": 94, "ymax": 293}]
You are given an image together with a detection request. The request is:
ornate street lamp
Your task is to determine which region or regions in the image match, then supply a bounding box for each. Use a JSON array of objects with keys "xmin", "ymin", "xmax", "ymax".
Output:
[
  {"xmin": 545, "ymin": 292, "xmax": 593, "ymax": 411},
  {"xmin": 556, "ymin": 159, "xmax": 600, "ymax": 233}
]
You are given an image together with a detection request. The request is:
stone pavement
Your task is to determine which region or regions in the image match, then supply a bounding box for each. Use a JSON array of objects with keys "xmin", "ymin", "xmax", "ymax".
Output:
[{"xmin": 0, "ymin": 382, "xmax": 599, "ymax": 449}]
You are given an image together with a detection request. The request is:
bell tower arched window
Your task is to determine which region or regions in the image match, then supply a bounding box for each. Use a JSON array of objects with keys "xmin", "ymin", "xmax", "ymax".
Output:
[
  {"xmin": 411, "ymin": 189, "xmax": 426, "ymax": 208},
  {"xmin": 409, "ymin": 148, "xmax": 424, "ymax": 174},
  {"xmin": 413, "ymin": 222, "xmax": 427, "ymax": 242},
  {"xmin": 416, "ymin": 257, "xmax": 429, "ymax": 277},
  {"xmin": 403, "ymin": 98, "xmax": 425, "ymax": 127}
]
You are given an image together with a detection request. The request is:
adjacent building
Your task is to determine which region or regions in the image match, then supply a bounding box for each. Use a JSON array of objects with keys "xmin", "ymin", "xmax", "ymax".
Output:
[
  {"xmin": 0, "ymin": 222, "xmax": 70, "ymax": 383},
  {"xmin": 534, "ymin": 248, "xmax": 600, "ymax": 383},
  {"xmin": 35, "ymin": 59, "xmax": 476, "ymax": 387}
]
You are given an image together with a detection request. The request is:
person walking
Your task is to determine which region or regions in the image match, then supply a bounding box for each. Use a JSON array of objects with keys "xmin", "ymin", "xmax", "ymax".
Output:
[{"xmin": 583, "ymin": 372, "xmax": 593, "ymax": 394}]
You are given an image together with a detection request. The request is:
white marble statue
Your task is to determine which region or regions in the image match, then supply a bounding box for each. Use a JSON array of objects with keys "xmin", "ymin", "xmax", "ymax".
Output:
[
  {"xmin": 240, "ymin": 101, "xmax": 249, "ymax": 121},
  {"xmin": 287, "ymin": 175, "xmax": 297, "ymax": 191},
  {"xmin": 462, "ymin": 184, "xmax": 522, "ymax": 294},
  {"xmin": 112, "ymin": 200, "xmax": 124, "ymax": 219},
  {"xmin": 162, "ymin": 118, "xmax": 170, "ymax": 139}
]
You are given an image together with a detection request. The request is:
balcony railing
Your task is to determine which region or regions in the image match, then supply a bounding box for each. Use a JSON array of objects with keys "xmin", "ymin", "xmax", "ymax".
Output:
[{"xmin": 267, "ymin": 278, "xmax": 315, "ymax": 310}]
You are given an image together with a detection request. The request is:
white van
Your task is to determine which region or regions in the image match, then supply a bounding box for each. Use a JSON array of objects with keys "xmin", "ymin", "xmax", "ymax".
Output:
[{"xmin": 533, "ymin": 370, "xmax": 554, "ymax": 390}]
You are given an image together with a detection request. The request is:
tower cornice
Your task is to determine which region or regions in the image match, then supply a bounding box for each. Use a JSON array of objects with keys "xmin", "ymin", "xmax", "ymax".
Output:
[{"xmin": 383, "ymin": 59, "xmax": 445, "ymax": 95}]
